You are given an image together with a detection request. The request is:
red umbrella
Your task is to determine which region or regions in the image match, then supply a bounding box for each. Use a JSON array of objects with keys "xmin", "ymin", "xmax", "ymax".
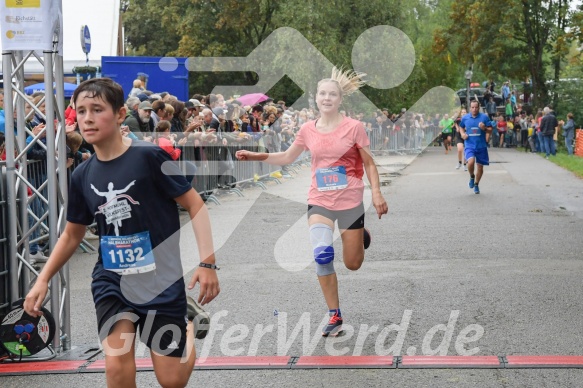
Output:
[{"xmin": 236, "ymin": 93, "xmax": 269, "ymax": 106}]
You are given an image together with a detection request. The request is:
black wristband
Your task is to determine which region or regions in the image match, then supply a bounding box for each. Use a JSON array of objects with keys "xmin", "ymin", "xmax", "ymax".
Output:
[{"xmin": 199, "ymin": 262, "xmax": 220, "ymax": 270}]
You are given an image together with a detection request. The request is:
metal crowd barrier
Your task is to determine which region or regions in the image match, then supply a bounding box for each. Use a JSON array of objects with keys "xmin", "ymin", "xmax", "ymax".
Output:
[
  {"xmin": 0, "ymin": 136, "xmax": 310, "ymax": 317},
  {"xmin": 0, "ymin": 159, "xmax": 52, "ymax": 317},
  {"xmin": 368, "ymin": 124, "xmax": 442, "ymax": 155},
  {"xmin": 178, "ymin": 137, "xmax": 310, "ymax": 205}
]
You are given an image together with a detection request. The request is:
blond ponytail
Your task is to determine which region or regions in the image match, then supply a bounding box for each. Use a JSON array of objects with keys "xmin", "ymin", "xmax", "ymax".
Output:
[{"xmin": 317, "ymin": 67, "xmax": 366, "ymax": 97}]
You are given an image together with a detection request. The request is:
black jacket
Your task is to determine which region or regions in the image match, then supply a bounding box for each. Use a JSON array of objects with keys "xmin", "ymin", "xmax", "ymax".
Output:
[{"xmin": 540, "ymin": 113, "xmax": 558, "ymax": 136}]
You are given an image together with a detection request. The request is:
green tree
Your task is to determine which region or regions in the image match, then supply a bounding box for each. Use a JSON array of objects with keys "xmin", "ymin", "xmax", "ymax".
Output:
[
  {"xmin": 548, "ymin": 0, "xmax": 574, "ymax": 108},
  {"xmin": 122, "ymin": 0, "xmax": 462, "ymax": 112},
  {"xmin": 434, "ymin": 0, "xmax": 583, "ymax": 109},
  {"xmin": 123, "ymin": 0, "xmax": 183, "ymax": 56}
]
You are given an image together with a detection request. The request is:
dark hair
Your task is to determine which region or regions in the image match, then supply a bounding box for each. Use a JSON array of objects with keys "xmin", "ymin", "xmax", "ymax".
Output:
[
  {"xmin": 72, "ymin": 78, "xmax": 124, "ymax": 112},
  {"xmin": 251, "ymin": 104, "xmax": 264, "ymax": 113},
  {"xmin": 152, "ymin": 100, "xmax": 166, "ymax": 113},
  {"xmin": 169, "ymin": 100, "xmax": 185, "ymax": 120},
  {"xmin": 226, "ymin": 103, "xmax": 236, "ymax": 117}
]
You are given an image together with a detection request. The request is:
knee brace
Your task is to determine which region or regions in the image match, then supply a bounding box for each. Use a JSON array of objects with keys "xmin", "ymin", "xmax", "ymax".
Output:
[{"xmin": 310, "ymin": 223, "xmax": 335, "ymax": 276}]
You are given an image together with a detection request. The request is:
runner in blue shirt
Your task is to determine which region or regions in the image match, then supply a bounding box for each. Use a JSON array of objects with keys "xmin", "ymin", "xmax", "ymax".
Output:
[{"xmin": 459, "ymin": 100, "xmax": 493, "ymax": 194}]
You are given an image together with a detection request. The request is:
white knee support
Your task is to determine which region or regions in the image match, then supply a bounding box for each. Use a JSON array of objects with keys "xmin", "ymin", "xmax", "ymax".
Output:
[{"xmin": 310, "ymin": 223, "xmax": 335, "ymax": 276}]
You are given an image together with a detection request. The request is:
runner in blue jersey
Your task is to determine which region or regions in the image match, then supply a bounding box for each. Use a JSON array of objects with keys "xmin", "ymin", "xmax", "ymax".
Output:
[{"xmin": 459, "ymin": 100, "xmax": 493, "ymax": 194}]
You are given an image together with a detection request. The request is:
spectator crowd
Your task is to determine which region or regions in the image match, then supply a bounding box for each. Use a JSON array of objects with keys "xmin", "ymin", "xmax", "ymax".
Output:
[{"xmin": 0, "ymin": 75, "xmax": 579, "ymax": 262}]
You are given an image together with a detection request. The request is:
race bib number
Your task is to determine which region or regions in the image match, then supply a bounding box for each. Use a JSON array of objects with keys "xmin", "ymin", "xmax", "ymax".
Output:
[
  {"xmin": 100, "ymin": 231, "xmax": 156, "ymax": 275},
  {"xmin": 316, "ymin": 166, "xmax": 348, "ymax": 191}
]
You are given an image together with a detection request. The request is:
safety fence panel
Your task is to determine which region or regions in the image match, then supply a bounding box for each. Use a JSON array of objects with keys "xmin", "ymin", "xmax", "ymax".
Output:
[{"xmin": 369, "ymin": 125, "xmax": 442, "ymax": 156}]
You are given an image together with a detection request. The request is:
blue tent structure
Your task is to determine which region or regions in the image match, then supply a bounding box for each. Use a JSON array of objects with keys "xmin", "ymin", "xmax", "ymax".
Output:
[{"xmin": 24, "ymin": 82, "xmax": 78, "ymax": 98}]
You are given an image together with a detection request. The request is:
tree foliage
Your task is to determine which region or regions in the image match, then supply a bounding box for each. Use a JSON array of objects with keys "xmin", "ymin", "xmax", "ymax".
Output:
[
  {"xmin": 434, "ymin": 0, "xmax": 582, "ymax": 109},
  {"xmin": 123, "ymin": 0, "xmax": 182, "ymax": 56},
  {"xmin": 123, "ymin": 0, "xmax": 583, "ymax": 113}
]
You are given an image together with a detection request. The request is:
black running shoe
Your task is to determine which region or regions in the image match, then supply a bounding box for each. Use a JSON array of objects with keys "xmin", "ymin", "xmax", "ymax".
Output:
[
  {"xmin": 363, "ymin": 228, "xmax": 371, "ymax": 250},
  {"xmin": 186, "ymin": 296, "xmax": 210, "ymax": 339},
  {"xmin": 322, "ymin": 313, "xmax": 343, "ymax": 337}
]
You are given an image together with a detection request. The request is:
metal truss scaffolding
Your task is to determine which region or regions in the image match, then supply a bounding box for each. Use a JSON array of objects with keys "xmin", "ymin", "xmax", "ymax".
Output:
[{"xmin": 1, "ymin": 34, "xmax": 71, "ymax": 359}]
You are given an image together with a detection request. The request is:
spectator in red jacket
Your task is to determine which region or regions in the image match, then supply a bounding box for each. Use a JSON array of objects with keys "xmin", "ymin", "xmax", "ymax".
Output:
[
  {"xmin": 153, "ymin": 120, "xmax": 187, "ymax": 160},
  {"xmin": 65, "ymin": 101, "xmax": 77, "ymax": 126}
]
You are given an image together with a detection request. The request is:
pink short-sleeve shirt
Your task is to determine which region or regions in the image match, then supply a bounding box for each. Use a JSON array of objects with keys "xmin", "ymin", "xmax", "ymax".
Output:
[{"xmin": 293, "ymin": 116, "xmax": 370, "ymax": 210}]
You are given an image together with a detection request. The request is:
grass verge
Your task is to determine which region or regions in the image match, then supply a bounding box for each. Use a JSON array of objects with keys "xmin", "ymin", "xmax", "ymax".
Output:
[{"xmin": 517, "ymin": 147, "xmax": 583, "ymax": 178}]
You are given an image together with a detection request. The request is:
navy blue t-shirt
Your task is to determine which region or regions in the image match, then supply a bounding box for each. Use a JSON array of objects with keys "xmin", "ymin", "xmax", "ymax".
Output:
[{"xmin": 68, "ymin": 140, "xmax": 192, "ymax": 317}]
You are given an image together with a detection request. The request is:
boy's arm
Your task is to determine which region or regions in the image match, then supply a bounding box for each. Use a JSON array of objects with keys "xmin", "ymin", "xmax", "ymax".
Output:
[
  {"xmin": 175, "ymin": 189, "xmax": 220, "ymax": 305},
  {"xmin": 24, "ymin": 222, "xmax": 87, "ymax": 317}
]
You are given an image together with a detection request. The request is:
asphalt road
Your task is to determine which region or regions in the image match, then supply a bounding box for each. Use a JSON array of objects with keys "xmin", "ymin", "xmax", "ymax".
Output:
[{"xmin": 3, "ymin": 146, "xmax": 583, "ymax": 387}]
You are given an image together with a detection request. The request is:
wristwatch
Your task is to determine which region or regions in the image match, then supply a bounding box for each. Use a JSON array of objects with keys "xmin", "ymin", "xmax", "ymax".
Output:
[{"xmin": 199, "ymin": 262, "xmax": 220, "ymax": 270}]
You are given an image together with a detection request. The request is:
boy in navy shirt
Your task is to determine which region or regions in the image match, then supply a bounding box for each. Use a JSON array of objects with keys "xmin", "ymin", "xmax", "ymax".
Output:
[{"xmin": 24, "ymin": 78, "xmax": 220, "ymax": 387}]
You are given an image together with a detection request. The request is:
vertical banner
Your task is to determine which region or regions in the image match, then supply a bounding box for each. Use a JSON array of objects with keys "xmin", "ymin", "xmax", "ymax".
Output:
[{"xmin": 0, "ymin": 0, "xmax": 63, "ymax": 53}]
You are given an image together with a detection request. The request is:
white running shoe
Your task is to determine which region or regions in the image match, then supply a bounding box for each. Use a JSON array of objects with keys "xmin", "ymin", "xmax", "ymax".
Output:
[
  {"xmin": 29, "ymin": 251, "xmax": 48, "ymax": 264},
  {"xmin": 456, "ymin": 163, "xmax": 462, "ymax": 170},
  {"xmin": 84, "ymin": 230, "xmax": 99, "ymax": 240},
  {"xmin": 463, "ymin": 164, "xmax": 468, "ymax": 171}
]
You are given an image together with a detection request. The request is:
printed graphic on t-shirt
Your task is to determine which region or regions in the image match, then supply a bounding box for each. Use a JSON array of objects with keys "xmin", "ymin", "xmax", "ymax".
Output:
[
  {"xmin": 91, "ymin": 180, "xmax": 157, "ymax": 274},
  {"xmin": 91, "ymin": 180, "xmax": 137, "ymax": 237},
  {"xmin": 468, "ymin": 127, "xmax": 482, "ymax": 137}
]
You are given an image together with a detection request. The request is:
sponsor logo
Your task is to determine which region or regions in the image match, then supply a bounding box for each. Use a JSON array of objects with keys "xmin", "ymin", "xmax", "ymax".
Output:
[{"xmin": 6, "ymin": 0, "xmax": 41, "ymax": 8}]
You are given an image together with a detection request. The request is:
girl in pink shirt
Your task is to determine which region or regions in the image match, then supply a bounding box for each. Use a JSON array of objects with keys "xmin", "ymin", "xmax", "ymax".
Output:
[{"xmin": 236, "ymin": 68, "xmax": 388, "ymax": 337}]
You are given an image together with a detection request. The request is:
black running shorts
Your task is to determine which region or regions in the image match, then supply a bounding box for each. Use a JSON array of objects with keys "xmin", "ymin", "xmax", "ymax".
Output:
[
  {"xmin": 95, "ymin": 297, "xmax": 188, "ymax": 358},
  {"xmin": 307, "ymin": 203, "xmax": 365, "ymax": 230},
  {"xmin": 441, "ymin": 132, "xmax": 452, "ymax": 140}
]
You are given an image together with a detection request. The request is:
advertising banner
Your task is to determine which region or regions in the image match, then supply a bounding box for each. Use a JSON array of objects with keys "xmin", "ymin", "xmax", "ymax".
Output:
[{"xmin": 0, "ymin": 0, "xmax": 63, "ymax": 53}]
